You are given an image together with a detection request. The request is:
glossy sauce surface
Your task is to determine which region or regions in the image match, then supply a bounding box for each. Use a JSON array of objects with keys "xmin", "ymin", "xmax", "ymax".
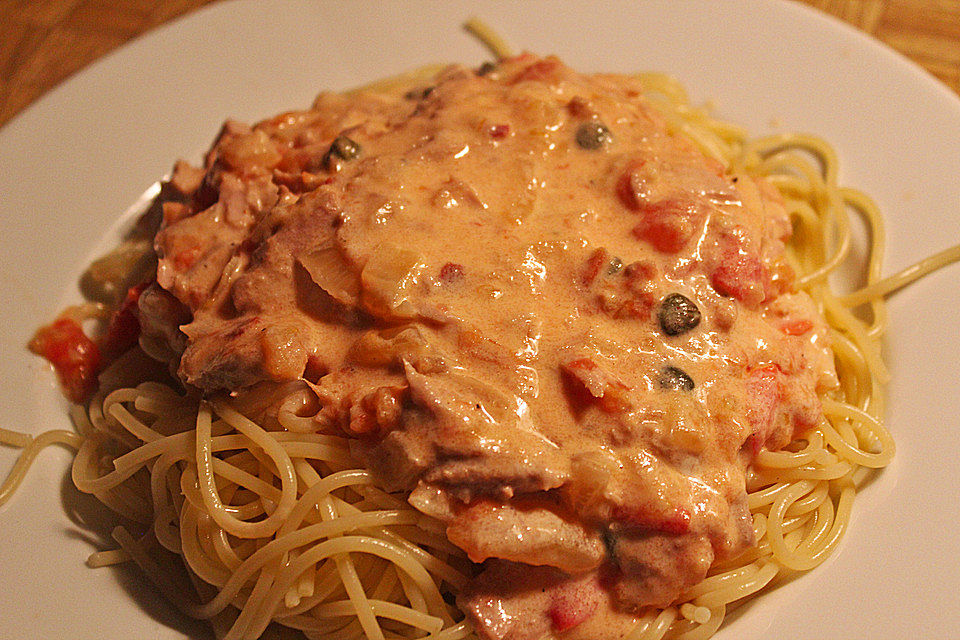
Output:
[{"xmin": 147, "ymin": 55, "xmax": 837, "ymax": 639}]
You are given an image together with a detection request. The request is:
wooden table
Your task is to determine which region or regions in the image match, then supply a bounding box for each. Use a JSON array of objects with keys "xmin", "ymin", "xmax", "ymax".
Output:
[{"xmin": 2, "ymin": 0, "xmax": 959, "ymax": 128}]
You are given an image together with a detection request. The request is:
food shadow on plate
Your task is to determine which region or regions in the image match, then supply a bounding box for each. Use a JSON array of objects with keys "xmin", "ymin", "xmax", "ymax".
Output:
[{"xmin": 57, "ymin": 460, "xmax": 215, "ymax": 640}]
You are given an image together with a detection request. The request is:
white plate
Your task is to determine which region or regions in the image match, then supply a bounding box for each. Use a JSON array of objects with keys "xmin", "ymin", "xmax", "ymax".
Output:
[{"xmin": 2, "ymin": 1, "xmax": 958, "ymax": 638}]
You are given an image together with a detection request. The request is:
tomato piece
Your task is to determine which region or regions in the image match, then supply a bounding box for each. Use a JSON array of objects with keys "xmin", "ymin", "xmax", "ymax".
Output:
[
  {"xmin": 596, "ymin": 381, "xmax": 632, "ymax": 413},
  {"xmin": 618, "ymin": 160, "xmax": 699, "ymax": 253},
  {"xmin": 561, "ymin": 357, "xmax": 632, "ymax": 413},
  {"xmin": 709, "ymin": 227, "xmax": 766, "ymax": 306},
  {"xmin": 29, "ymin": 318, "xmax": 102, "ymax": 403},
  {"xmin": 711, "ymin": 254, "xmax": 764, "ymax": 304},
  {"xmin": 631, "ymin": 200, "xmax": 696, "ymax": 253},
  {"xmin": 581, "ymin": 248, "xmax": 610, "ymax": 286},
  {"xmin": 512, "ymin": 57, "xmax": 562, "ymax": 83},
  {"xmin": 347, "ymin": 405, "xmax": 378, "ymax": 435},
  {"xmin": 614, "ymin": 293, "xmax": 655, "ymax": 322},
  {"xmin": 744, "ymin": 364, "xmax": 782, "ymax": 455},
  {"xmin": 616, "ymin": 160, "xmax": 648, "ymax": 211},
  {"xmin": 547, "ymin": 576, "xmax": 601, "ymax": 632},
  {"xmin": 780, "ymin": 319, "xmax": 813, "ymax": 336},
  {"xmin": 102, "ymin": 282, "xmax": 148, "ymax": 360}
]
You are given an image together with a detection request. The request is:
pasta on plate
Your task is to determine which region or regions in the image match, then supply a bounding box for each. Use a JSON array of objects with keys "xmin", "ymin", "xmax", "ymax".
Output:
[{"xmin": 5, "ymin": 31, "xmax": 959, "ymax": 640}]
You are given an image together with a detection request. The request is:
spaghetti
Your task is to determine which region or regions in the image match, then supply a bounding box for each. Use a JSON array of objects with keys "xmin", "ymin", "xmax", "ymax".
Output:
[{"xmin": 3, "ymin": 29, "xmax": 960, "ymax": 640}]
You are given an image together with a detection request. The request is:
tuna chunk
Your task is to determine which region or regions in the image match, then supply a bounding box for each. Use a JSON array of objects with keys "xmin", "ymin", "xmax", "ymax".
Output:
[{"xmin": 446, "ymin": 499, "xmax": 604, "ymax": 573}]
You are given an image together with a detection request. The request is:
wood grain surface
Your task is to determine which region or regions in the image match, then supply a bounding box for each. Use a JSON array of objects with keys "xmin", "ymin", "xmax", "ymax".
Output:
[{"xmin": 2, "ymin": 0, "xmax": 959, "ymax": 128}]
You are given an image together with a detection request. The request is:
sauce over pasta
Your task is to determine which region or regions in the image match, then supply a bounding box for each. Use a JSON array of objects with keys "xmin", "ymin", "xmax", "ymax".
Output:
[{"xmin": 100, "ymin": 54, "xmax": 840, "ymax": 639}]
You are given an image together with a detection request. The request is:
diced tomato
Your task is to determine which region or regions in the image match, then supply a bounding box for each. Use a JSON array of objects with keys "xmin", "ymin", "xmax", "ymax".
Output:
[
  {"xmin": 512, "ymin": 57, "xmax": 562, "ymax": 83},
  {"xmin": 596, "ymin": 261, "xmax": 656, "ymax": 320},
  {"xmin": 711, "ymin": 254, "xmax": 764, "ymax": 304},
  {"xmin": 744, "ymin": 364, "xmax": 782, "ymax": 456},
  {"xmin": 561, "ymin": 358, "xmax": 632, "ymax": 413},
  {"xmin": 780, "ymin": 319, "xmax": 813, "ymax": 336},
  {"xmin": 616, "ymin": 161, "xmax": 646, "ymax": 211},
  {"xmin": 631, "ymin": 200, "xmax": 696, "ymax": 253},
  {"xmin": 547, "ymin": 577, "xmax": 601, "ymax": 632},
  {"xmin": 581, "ymin": 248, "xmax": 609, "ymax": 286},
  {"xmin": 596, "ymin": 381, "xmax": 631, "ymax": 413},
  {"xmin": 29, "ymin": 318, "xmax": 102, "ymax": 403},
  {"xmin": 275, "ymin": 147, "xmax": 311, "ymax": 174},
  {"xmin": 613, "ymin": 294, "xmax": 653, "ymax": 322},
  {"xmin": 561, "ymin": 357, "xmax": 632, "ymax": 413},
  {"xmin": 611, "ymin": 504, "xmax": 691, "ymax": 535},
  {"xmin": 564, "ymin": 357, "xmax": 599, "ymax": 378},
  {"xmin": 102, "ymin": 282, "xmax": 149, "ymax": 360},
  {"xmin": 709, "ymin": 228, "xmax": 766, "ymax": 307},
  {"xmin": 623, "ymin": 260, "xmax": 656, "ymax": 286}
]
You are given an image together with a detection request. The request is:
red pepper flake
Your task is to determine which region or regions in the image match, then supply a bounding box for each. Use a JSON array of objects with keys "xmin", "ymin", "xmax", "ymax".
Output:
[
  {"xmin": 439, "ymin": 262, "xmax": 465, "ymax": 283},
  {"xmin": 566, "ymin": 96, "xmax": 594, "ymax": 118},
  {"xmin": 489, "ymin": 124, "xmax": 510, "ymax": 139},
  {"xmin": 29, "ymin": 318, "xmax": 102, "ymax": 403}
]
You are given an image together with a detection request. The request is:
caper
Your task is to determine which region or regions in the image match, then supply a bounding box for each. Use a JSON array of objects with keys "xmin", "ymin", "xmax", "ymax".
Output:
[
  {"xmin": 321, "ymin": 135, "xmax": 361, "ymax": 171},
  {"xmin": 607, "ymin": 256, "xmax": 623, "ymax": 275},
  {"xmin": 575, "ymin": 121, "xmax": 613, "ymax": 150},
  {"xmin": 659, "ymin": 366, "xmax": 694, "ymax": 391},
  {"xmin": 329, "ymin": 135, "xmax": 360, "ymax": 161},
  {"xmin": 477, "ymin": 61, "xmax": 496, "ymax": 76},
  {"xmin": 658, "ymin": 293, "xmax": 701, "ymax": 336}
]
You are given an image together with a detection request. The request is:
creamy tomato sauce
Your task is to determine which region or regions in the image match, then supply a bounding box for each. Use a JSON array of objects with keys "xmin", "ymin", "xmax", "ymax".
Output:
[{"xmin": 143, "ymin": 55, "xmax": 838, "ymax": 640}]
